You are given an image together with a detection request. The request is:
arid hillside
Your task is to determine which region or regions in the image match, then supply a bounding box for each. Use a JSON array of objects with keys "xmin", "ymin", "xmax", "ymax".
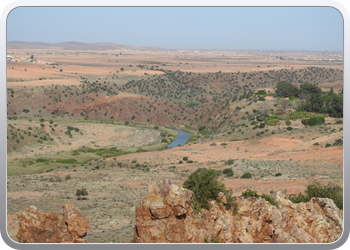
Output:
[{"xmin": 7, "ymin": 46, "xmax": 343, "ymax": 243}]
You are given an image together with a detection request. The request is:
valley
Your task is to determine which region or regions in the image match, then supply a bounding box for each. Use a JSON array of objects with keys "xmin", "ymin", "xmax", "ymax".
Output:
[{"xmin": 6, "ymin": 43, "xmax": 343, "ymax": 243}]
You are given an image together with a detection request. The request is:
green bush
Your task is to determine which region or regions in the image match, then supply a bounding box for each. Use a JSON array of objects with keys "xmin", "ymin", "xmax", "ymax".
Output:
[
  {"xmin": 286, "ymin": 127, "xmax": 293, "ymax": 131},
  {"xmin": 260, "ymin": 194, "xmax": 278, "ymax": 206},
  {"xmin": 36, "ymin": 158, "xmax": 49, "ymax": 163},
  {"xmin": 289, "ymin": 182, "xmax": 343, "ymax": 210},
  {"xmin": 275, "ymin": 173, "xmax": 282, "ymax": 177},
  {"xmin": 306, "ymin": 182, "xmax": 343, "ymax": 210},
  {"xmin": 301, "ymin": 116, "xmax": 325, "ymax": 126},
  {"xmin": 56, "ymin": 159, "xmax": 77, "ymax": 164},
  {"xmin": 225, "ymin": 159, "xmax": 234, "ymax": 165},
  {"xmin": 241, "ymin": 172, "xmax": 252, "ymax": 179},
  {"xmin": 285, "ymin": 120, "xmax": 291, "ymax": 126},
  {"xmin": 332, "ymin": 139, "xmax": 343, "ymax": 146},
  {"xmin": 161, "ymin": 139, "xmax": 168, "ymax": 143},
  {"xmin": 289, "ymin": 193, "xmax": 310, "ymax": 203},
  {"xmin": 259, "ymin": 123, "xmax": 265, "ymax": 129},
  {"xmin": 242, "ymin": 189, "xmax": 259, "ymax": 197},
  {"xmin": 265, "ymin": 118, "xmax": 279, "ymax": 126},
  {"xmin": 223, "ymin": 168, "xmax": 234, "ymax": 177},
  {"xmin": 183, "ymin": 168, "xmax": 233, "ymax": 212}
]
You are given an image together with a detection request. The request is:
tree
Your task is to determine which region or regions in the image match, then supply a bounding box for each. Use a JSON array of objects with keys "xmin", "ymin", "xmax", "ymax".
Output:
[
  {"xmin": 278, "ymin": 98, "xmax": 290, "ymax": 114},
  {"xmin": 300, "ymin": 83, "xmax": 323, "ymax": 112},
  {"xmin": 120, "ymin": 67, "xmax": 124, "ymax": 72},
  {"xmin": 183, "ymin": 168, "xmax": 233, "ymax": 211},
  {"xmin": 275, "ymin": 82, "xmax": 299, "ymax": 98},
  {"xmin": 327, "ymin": 94, "xmax": 343, "ymax": 118}
]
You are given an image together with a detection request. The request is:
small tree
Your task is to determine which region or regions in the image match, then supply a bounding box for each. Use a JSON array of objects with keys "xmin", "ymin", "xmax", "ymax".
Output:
[
  {"xmin": 183, "ymin": 168, "xmax": 233, "ymax": 212},
  {"xmin": 75, "ymin": 188, "xmax": 88, "ymax": 200}
]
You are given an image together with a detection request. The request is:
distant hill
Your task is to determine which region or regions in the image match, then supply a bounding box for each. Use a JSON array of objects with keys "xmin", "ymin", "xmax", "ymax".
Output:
[{"xmin": 7, "ymin": 41, "xmax": 162, "ymax": 51}]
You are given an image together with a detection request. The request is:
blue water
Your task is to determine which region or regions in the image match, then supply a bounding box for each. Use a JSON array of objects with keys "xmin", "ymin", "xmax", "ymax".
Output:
[{"xmin": 167, "ymin": 129, "xmax": 193, "ymax": 148}]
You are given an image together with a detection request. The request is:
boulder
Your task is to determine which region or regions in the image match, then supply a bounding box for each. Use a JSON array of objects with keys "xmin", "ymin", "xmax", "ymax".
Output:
[{"xmin": 16, "ymin": 204, "xmax": 90, "ymax": 243}]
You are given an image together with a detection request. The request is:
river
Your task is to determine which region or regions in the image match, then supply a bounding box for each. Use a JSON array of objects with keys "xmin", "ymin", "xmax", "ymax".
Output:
[{"xmin": 167, "ymin": 129, "xmax": 193, "ymax": 148}]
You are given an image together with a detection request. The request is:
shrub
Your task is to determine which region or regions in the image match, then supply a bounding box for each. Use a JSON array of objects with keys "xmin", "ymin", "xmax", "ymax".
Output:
[
  {"xmin": 65, "ymin": 174, "xmax": 71, "ymax": 180},
  {"xmin": 241, "ymin": 172, "xmax": 252, "ymax": 179},
  {"xmin": 36, "ymin": 158, "xmax": 49, "ymax": 163},
  {"xmin": 275, "ymin": 173, "xmax": 282, "ymax": 177},
  {"xmin": 75, "ymin": 188, "xmax": 89, "ymax": 200},
  {"xmin": 223, "ymin": 168, "xmax": 234, "ymax": 177},
  {"xmin": 242, "ymin": 189, "xmax": 259, "ymax": 197},
  {"xmin": 225, "ymin": 159, "xmax": 234, "ymax": 165},
  {"xmin": 56, "ymin": 159, "xmax": 77, "ymax": 164},
  {"xmin": 286, "ymin": 127, "xmax": 293, "ymax": 131},
  {"xmin": 332, "ymin": 139, "xmax": 343, "ymax": 146},
  {"xmin": 183, "ymin": 168, "xmax": 233, "ymax": 212},
  {"xmin": 335, "ymin": 120, "xmax": 343, "ymax": 124},
  {"xmin": 183, "ymin": 157, "xmax": 188, "ymax": 161},
  {"xmin": 259, "ymin": 123, "xmax": 265, "ymax": 129},
  {"xmin": 325, "ymin": 143, "xmax": 331, "ymax": 148},
  {"xmin": 289, "ymin": 182, "xmax": 343, "ymax": 210},
  {"xmin": 301, "ymin": 116, "xmax": 325, "ymax": 126},
  {"xmin": 154, "ymin": 126, "xmax": 159, "ymax": 130},
  {"xmin": 288, "ymin": 193, "xmax": 310, "ymax": 203},
  {"xmin": 198, "ymin": 125, "xmax": 207, "ymax": 131},
  {"xmin": 306, "ymin": 182, "xmax": 343, "ymax": 210},
  {"xmin": 125, "ymin": 121, "xmax": 129, "ymax": 125},
  {"xmin": 260, "ymin": 194, "xmax": 278, "ymax": 206},
  {"xmin": 313, "ymin": 142, "xmax": 320, "ymax": 146},
  {"xmin": 285, "ymin": 120, "xmax": 291, "ymax": 126},
  {"xmin": 161, "ymin": 139, "xmax": 168, "ymax": 143}
]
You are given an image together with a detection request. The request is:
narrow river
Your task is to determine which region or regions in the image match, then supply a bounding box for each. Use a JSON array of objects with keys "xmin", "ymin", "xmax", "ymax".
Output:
[{"xmin": 167, "ymin": 129, "xmax": 193, "ymax": 148}]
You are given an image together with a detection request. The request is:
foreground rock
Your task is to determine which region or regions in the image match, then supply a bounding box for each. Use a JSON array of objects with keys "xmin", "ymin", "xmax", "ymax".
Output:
[
  {"xmin": 131, "ymin": 179, "xmax": 343, "ymax": 243},
  {"xmin": 16, "ymin": 204, "xmax": 90, "ymax": 243}
]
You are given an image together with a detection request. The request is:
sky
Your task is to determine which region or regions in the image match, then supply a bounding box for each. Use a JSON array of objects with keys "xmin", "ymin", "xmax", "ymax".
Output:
[{"xmin": 6, "ymin": 7, "xmax": 343, "ymax": 51}]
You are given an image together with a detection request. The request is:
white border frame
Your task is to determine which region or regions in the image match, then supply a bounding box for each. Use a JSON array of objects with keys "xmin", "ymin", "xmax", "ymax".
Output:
[{"xmin": 1, "ymin": 1, "xmax": 348, "ymax": 249}]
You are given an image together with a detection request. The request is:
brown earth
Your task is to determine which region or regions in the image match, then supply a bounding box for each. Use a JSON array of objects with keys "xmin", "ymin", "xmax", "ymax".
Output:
[{"xmin": 7, "ymin": 47, "xmax": 343, "ymax": 243}]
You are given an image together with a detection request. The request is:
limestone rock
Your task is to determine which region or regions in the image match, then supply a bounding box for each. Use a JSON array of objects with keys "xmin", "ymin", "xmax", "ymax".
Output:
[
  {"xmin": 131, "ymin": 179, "xmax": 343, "ymax": 243},
  {"xmin": 16, "ymin": 204, "xmax": 90, "ymax": 243}
]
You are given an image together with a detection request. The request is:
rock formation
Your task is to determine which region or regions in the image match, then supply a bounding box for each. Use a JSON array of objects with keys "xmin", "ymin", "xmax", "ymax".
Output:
[
  {"xmin": 131, "ymin": 179, "xmax": 343, "ymax": 243},
  {"xmin": 16, "ymin": 204, "xmax": 90, "ymax": 243}
]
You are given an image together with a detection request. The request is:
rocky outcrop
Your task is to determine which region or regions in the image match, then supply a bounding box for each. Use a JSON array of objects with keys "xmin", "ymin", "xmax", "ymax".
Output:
[
  {"xmin": 16, "ymin": 204, "xmax": 90, "ymax": 243},
  {"xmin": 131, "ymin": 179, "xmax": 343, "ymax": 243}
]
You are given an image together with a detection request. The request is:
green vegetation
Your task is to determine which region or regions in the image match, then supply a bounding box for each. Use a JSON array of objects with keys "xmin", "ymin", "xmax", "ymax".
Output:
[
  {"xmin": 183, "ymin": 168, "xmax": 234, "ymax": 212},
  {"xmin": 242, "ymin": 189, "xmax": 277, "ymax": 206},
  {"xmin": 289, "ymin": 182, "xmax": 343, "ymax": 210},
  {"xmin": 241, "ymin": 172, "xmax": 252, "ymax": 179},
  {"xmin": 301, "ymin": 115, "xmax": 325, "ymax": 126},
  {"xmin": 275, "ymin": 81, "xmax": 300, "ymax": 98},
  {"xmin": 223, "ymin": 168, "xmax": 234, "ymax": 177}
]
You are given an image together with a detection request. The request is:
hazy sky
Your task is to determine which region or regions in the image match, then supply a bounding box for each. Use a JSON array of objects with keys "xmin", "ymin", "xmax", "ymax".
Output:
[{"xmin": 7, "ymin": 7, "xmax": 343, "ymax": 51}]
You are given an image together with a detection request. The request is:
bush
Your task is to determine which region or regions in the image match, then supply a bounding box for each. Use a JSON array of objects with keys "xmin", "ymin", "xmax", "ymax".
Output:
[
  {"xmin": 289, "ymin": 182, "xmax": 343, "ymax": 210},
  {"xmin": 286, "ymin": 127, "xmax": 293, "ymax": 131},
  {"xmin": 301, "ymin": 116, "xmax": 325, "ymax": 126},
  {"xmin": 225, "ymin": 159, "xmax": 234, "ymax": 165},
  {"xmin": 75, "ymin": 188, "xmax": 89, "ymax": 200},
  {"xmin": 183, "ymin": 168, "xmax": 233, "ymax": 212},
  {"xmin": 275, "ymin": 173, "xmax": 282, "ymax": 177},
  {"xmin": 36, "ymin": 158, "xmax": 49, "ymax": 163},
  {"xmin": 242, "ymin": 189, "xmax": 259, "ymax": 197},
  {"xmin": 306, "ymin": 182, "xmax": 343, "ymax": 210},
  {"xmin": 260, "ymin": 194, "xmax": 278, "ymax": 206},
  {"xmin": 289, "ymin": 193, "xmax": 310, "ymax": 203},
  {"xmin": 335, "ymin": 120, "xmax": 343, "ymax": 124},
  {"xmin": 161, "ymin": 139, "xmax": 168, "ymax": 143},
  {"xmin": 332, "ymin": 139, "xmax": 343, "ymax": 146},
  {"xmin": 223, "ymin": 168, "xmax": 234, "ymax": 177},
  {"xmin": 259, "ymin": 123, "xmax": 265, "ymax": 129},
  {"xmin": 285, "ymin": 120, "xmax": 291, "ymax": 126},
  {"xmin": 241, "ymin": 172, "xmax": 252, "ymax": 179}
]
